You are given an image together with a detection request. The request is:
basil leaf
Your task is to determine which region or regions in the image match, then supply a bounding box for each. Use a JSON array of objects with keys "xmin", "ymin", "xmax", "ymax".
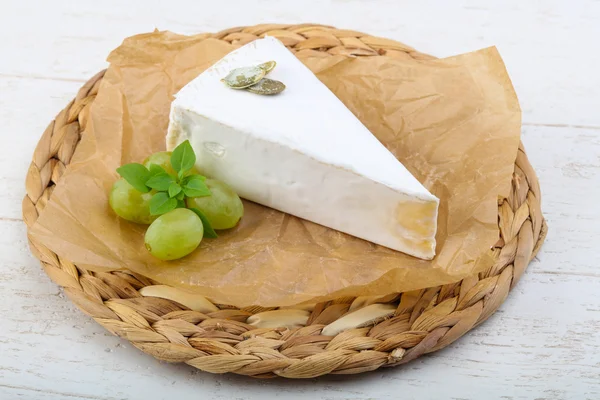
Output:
[
  {"xmin": 168, "ymin": 182, "xmax": 182, "ymax": 198},
  {"xmin": 146, "ymin": 173, "xmax": 175, "ymax": 191},
  {"xmin": 176, "ymin": 191, "xmax": 186, "ymax": 201},
  {"xmin": 149, "ymin": 164, "xmax": 167, "ymax": 176},
  {"xmin": 189, "ymin": 208, "xmax": 218, "ymax": 238},
  {"xmin": 176, "ymin": 199, "xmax": 186, "ymax": 208},
  {"xmin": 182, "ymin": 175, "xmax": 211, "ymax": 198},
  {"xmin": 116, "ymin": 163, "xmax": 151, "ymax": 193},
  {"xmin": 170, "ymin": 140, "xmax": 196, "ymax": 175},
  {"xmin": 149, "ymin": 192, "xmax": 177, "ymax": 215},
  {"xmin": 180, "ymin": 174, "xmax": 206, "ymax": 186}
]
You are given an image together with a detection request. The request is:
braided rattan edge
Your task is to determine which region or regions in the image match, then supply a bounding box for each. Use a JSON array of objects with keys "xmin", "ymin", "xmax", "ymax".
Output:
[{"xmin": 22, "ymin": 24, "xmax": 547, "ymax": 378}]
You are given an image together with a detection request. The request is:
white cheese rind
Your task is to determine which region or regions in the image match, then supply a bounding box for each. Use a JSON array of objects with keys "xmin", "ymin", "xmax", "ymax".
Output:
[{"xmin": 167, "ymin": 37, "xmax": 439, "ymax": 259}]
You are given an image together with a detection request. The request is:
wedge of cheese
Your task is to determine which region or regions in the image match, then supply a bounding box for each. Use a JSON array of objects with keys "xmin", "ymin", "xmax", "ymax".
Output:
[{"xmin": 166, "ymin": 37, "xmax": 439, "ymax": 259}]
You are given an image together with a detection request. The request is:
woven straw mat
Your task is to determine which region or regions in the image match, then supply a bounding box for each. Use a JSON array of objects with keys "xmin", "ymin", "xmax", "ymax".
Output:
[{"xmin": 22, "ymin": 24, "xmax": 547, "ymax": 379}]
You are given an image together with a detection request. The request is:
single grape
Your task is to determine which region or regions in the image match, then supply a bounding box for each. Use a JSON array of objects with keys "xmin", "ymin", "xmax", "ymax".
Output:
[
  {"xmin": 186, "ymin": 179, "xmax": 244, "ymax": 230},
  {"xmin": 143, "ymin": 151, "xmax": 199, "ymax": 177},
  {"xmin": 144, "ymin": 208, "xmax": 204, "ymax": 260},
  {"xmin": 143, "ymin": 151, "xmax": 176, "ymax": 176},
  {"xmin": 109, "ymin": 178, "xmax": 156, "ymax": 224}
]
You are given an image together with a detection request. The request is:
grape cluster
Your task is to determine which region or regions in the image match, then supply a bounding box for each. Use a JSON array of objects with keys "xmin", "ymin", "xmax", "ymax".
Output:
[{"xmin": 109, "ymin": 143, "xmax": 243, "ymax": 260}]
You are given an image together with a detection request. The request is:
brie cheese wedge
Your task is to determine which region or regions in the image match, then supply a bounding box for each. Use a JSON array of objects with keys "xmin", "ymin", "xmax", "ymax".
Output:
[{"xmin": 167, "ymin": 37, "xmax": 439, "ymax": 259}]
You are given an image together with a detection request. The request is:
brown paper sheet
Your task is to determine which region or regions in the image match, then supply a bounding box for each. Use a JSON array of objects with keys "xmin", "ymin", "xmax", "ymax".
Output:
[{"xmin": 30, "ymin": 31, "xmax": 521, "ymax": 308}]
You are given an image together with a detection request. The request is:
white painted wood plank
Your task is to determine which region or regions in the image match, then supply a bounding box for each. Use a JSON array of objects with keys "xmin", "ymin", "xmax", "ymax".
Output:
[
  {"xmin": 0, "ymin": 386, "xmax": 117, "ymax": 400},
  {"xmin": 1, "ymin": 0, "xmax": 600, "ymax": 126},
  {"xmin": 521, "ymin": 125, "xmax": 600, "ymax": 277}
]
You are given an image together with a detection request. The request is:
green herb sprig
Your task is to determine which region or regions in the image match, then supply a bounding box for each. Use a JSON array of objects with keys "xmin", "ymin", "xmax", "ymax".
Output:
[{"xmin": 116, "ymin": 140, "xmax": 217, "ymax": 238}]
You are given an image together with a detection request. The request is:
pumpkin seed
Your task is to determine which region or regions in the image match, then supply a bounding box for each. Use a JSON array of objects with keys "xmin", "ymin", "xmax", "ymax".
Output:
[
  {"xmin": 246, "ymin": 78, "xmax": 286, "ymax": 95},
  {"xmin": 258, "ymin": 60, "xmax": 276, "ymax": 74},
  {"xmin": 221, "ymin": 66, "xmax": 265, "ymax": 89}
]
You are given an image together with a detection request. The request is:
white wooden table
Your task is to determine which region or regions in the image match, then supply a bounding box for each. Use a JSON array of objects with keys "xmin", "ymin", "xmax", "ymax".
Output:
[{"xmin": 1, "ymin": 1, "xmax": 599, "ymax": 399}]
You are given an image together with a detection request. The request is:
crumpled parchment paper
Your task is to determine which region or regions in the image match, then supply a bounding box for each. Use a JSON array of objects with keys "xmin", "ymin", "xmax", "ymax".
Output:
[{"xmin": 30, "ymin": 31, "xmax": 521, "ymax": 307}]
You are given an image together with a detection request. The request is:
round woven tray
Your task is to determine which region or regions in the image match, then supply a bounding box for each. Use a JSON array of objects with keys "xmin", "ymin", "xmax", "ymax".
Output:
[{"xmin": 23, "ymin": 24, "xmax": 547, "ymax": 378}]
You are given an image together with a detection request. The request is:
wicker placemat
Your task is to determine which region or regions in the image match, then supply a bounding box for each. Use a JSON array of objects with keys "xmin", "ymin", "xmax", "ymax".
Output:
[{"xmin": 22, "ymin": 24, "xmax": 547, "ymax": 378}]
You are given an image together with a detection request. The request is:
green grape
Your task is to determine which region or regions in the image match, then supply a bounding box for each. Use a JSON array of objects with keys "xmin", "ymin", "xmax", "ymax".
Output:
[
  {"xmin": 144, "ymin": 208, "xmax": 204, "ymax": 260},
  {"xmin": 143, "ymin": 151, "xmax": 176, "ymax": 176},
  {"xmin": 186, "ymin": 179, "xmax": 244, "ymax": 230},
  {"xmin": 143, "ymin": 151, "xmax": 199, "ymax": 177},
  {"xmin": 109, "ymin": 178, "xmax": 156, "ymax": 224}
]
